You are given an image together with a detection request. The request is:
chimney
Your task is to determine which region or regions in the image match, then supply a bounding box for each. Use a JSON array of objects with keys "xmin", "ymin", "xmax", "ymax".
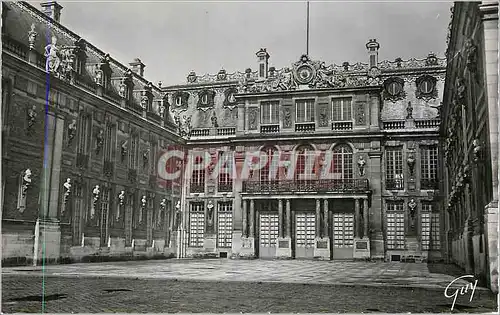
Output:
[
  {"xmin": 365, "ymin": 39, "xmax": 380, "ymax": 68},
  {"xmin": 256, "ymin": 48, "xmax": 270, "ymax": 79},
  {"xmin": 40, "ymin": 1, "xmax": 63, "ymax": 23},
  {"xmin": 129, "ymin": 58, "xmax": 145, "ymax": 77}
]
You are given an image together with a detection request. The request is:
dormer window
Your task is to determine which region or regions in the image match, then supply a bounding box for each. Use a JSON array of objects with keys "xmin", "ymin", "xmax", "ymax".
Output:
[
  {"xmin": 201, "ymin": 94, "xmax": 208, "ymax": 105},
  {"xmin": 415, "ymin": 75, "xmax": 438, "ymax": 101},
  {"xmin": 386, "ymin": 80, "xmax": 402, "ymax": 96},
  {"xmin": 197, "ymin": 90, "xmax": 215, "ymax": 109}
]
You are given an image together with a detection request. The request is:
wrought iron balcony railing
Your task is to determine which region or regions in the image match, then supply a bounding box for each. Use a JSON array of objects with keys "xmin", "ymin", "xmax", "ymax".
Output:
[
  {"xmin": 190, "ymin": 182, "xmax": 205, "ymax": 193},
  {"xmin": 295, "ymin": 122, "xmax": 316, "ymax": 132},
  {"xmin": 421, "ymin": 178, "xmax": 439, "ymax": 190},
  {"xmin": 218, "ymin": 182, "xmax": 233, "ymax": 193},
  {"xmin": 242, "ymin": 179, "xmax": 369, "ymax": 194},
  {"xmin": 386, "ymin": 179, "xmax": 404, "ymax": 190}
]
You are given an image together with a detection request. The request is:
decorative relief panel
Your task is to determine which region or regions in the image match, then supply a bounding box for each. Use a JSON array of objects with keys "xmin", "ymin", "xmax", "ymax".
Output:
[
  {"xmin": 318, "ymin": 103, "xmax": 329, "ymax": 127},
  {"xmin": 248, "ymin": 108, "xmax": 258, "ymax": 130},
  {"xmin": 282, "ymin": 106, "xmax": 293, "ymax": 129},
  {"xmin": 355, "ymin": 102, "xmax": 366, "ymax": 126}
]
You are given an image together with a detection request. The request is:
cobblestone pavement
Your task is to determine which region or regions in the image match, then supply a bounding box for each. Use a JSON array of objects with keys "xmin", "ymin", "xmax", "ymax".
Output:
[
  {"xmin": 2, "ymin": 260, "xmax": 499, "ymax": 313},
  {"xmin": 2, "ymin": 274, "xmax": 498, "ymax": 313},
  {"xmin": 1, "ymin": 259, "xmax": 492, "ymax": 290}
]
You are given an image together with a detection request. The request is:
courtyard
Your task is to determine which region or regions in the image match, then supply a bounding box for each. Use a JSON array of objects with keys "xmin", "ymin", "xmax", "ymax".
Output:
[{"xmin": 2, "ymin": 259, "xmax": 498, "ymax": 313}]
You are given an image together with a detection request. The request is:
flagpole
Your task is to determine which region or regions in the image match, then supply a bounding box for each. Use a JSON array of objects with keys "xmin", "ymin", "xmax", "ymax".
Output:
[{"xmin": 306, "ymin": 1, "xmax": 310, "ymax": 56}]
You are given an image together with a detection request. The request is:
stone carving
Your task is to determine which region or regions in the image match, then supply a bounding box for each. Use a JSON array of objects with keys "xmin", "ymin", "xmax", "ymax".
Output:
[
  {"xmin": 342, "ymin": 62, "xmax": 349, "ymax": 71},
  {"xmin": 28, "ymin": 23, "xmax": 37, "ymax": 50},
  {"xmin": 355, "ymin": 102, "xmax": 366, "ymax": 125},
  {"xmin": 211, "ymin": 112, "xmax": 219, "ymax": 128},
  {"xmin": 207, "ymin": 200, "xmax": 215, "ymax": 227},
  {"xmin": 187, "ymin": 71, "xmax": 197, "ymax": 83},
  {"xmin": 27, "ymin": 105, "xmax": 37, "ymax": 132},
  {"xmin": 318, "ymin": 105, "xmax": 329, "ymax": 127},
  {"xmin": 197, "ymin": 90, "xmax": 215, "ymax": 110},
  {"xmin": 143, "ymin": 148, "xmax": 150, "ymax": 168},
  {"xmin": 407, "ymin": 153, "xmax": 416, "ymax": 176},
  {"xmin": 174, "ymin": 113, "xmax": 192, "ymax": 138},
  {"xmin": 455, "ymin": 77, "xmax": 467, "ymax": 107},
  {"xmin": 465, "ymin": 38, "xmax": 478, "ymax": 73},
  {"xmin": 91, "ymin": 185, "xmax": 100, "ymax": 220},
  {"xmin": 67, "ymin": 119, "xmax": 77, "ymax": 145},
  {"xmin": 248, "ymin": 108, "xmax": 258, "ymax": 130},
  {"xmin": 138, "ymin": 195, "xmax": 147, "ymax": 224},
  {"xmin": 158, "ymin": 102, "xmax": 165, "ymax": 117},
  {"xmin": 62, "ymin": 178, "xmax": 71, "ymax": 209},
  {"xmin": 408, "ymin": 198, "xmax": 417, "ymax": 227},
  {"xmin": 121, "ymin": 141, "xmax": 128, "ymax": 162},
  {"xmin": 118, "ymin": 190, "xmax": 126, "ymax": 206},
  {"xmin": 378, "ymin": 56, "xmax": 447, "ymax": 70},
  {"xmin": 95, "ymin": 129, "xmax": 104, "ymax": 155},
  {"xmin": 367, "ymin": 66, "xmax": 381, "ymax": 79},
  {"xmin": 406, "ymin": 102, "xmax": 413, "ymax": 119},
  {"xmin": 140, "ymin": 94, "xmax": 149, "ymax": 110},
  {"xmin": 45, "ymin": 36, "xmax": 61, "ymax": 74},
  {"xmin": 283, "ymin": 107, "xmax": 292, "ymax": 128},
  {"xmin": 473, "ymin": 139, "xmax": 482, "ymax": 163},
  {"xmin": 425, "ymin": 52, "xmax": 438, "ymax": 66},
  {"xmin": 157, "ymin": 198, "xmax": 167, "ymax": 228},
  {"xmin": 217, "ymin": 69, "xmax": 227, "ymax": 81},
  {"xmin": 94, "ymin": 68, "xmax": 103, "ymax": 86},
  {"xmin": 430, "ymin": 103, "xmax": 442, "ymax": 119},
  {"xmin": 21, "ymin": 169, "xmax": 32, "ymax": 197},
  {"xmin": 118, "ymin": 80, "xmax": 127, "ymax": 98},
  {"xmin": 395, "ymin": 57, "xmax": 402, "ymax": 68},
  {"xmin": 357, "ymin": 156, "xmax": 366, "ymax": 177}
]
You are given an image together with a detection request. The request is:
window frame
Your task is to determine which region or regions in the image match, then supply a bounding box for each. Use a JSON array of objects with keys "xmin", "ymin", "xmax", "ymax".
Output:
[
  {"xmin": 260, "ymin": 101, "xmax": 280, "ymax": 124},
  {"xmin": 331, "ymin": 97, "xmax": 353, "ymax": 122},
  {"xmin": 295, "ymin": 99, "xmax": 315, "ymax": 123}
]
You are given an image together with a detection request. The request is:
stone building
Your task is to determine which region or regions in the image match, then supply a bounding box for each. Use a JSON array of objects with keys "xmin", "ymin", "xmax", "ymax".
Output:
[
  {"xmin": 441, "ymin": 1, "xmax": 498, "ymax": 292},
  {"xmin": 165, "ymin": 42, "xmax": 447, "ymax": 261},
  {"xmin": 2, "ymin": 1, "xmax": 184, "ymax": 265}
]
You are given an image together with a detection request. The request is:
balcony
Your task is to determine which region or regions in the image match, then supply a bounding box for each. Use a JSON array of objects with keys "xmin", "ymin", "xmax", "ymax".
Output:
[
  {"xmin": 216, "ymin": 127, "xmax": 236, "ymax": 136},
  {"xmin": 190, "ymin": 129, "xmax": 210, "ymax": 137},
  {"xmin": 386, "ymin": 179, "xmax": 404, "ymax": 190},
  {"xmin": 218, "ymin": 182, "xmax": 233, "ymax": 193},
  {"xmin": 332, "ymin": 121, "xmax": 353, "ymax": 131},
  {"xmin": 421, "ymin": 179, "xmax": 439, "ymax": 190},
  {"xmin": 260, "ymin": 124, "xmax": 280, "ymax": 133},
  {"xmin": 190, "ymin": 182, "xmax": 205, "ymax": 193},
  {"xmin": 383, "ymin": 121, "xmax": 405, "ymax": 130},
  {"xmin": 415, "ymin": 119, "xmax": 440, "ymax": 129},
  {"xmin": 295, "ymin": 122, "xmax": 316, "ymax": 132},
  {"xmin": 242, "ymin": 179, "xmax": 369, "ymax": 194},
  {"xmin": 3, "ymin": 35, "xmax": 28, "ymax": 60}
]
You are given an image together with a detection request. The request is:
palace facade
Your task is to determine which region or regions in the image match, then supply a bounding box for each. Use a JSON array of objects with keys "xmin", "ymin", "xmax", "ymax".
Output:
[
  {"xmin": 2, "ymin": 1, "xmax": 184, "ymax": 264},
  {"xmin": 166, "ymin": 43, "xmax": 446, "ymax": 262},
  {"xmin": 441, "ymin": 1, "xmax": 498, "ymax": 293},
  {"xmin": 2, "ymin": 0, "xmax": 498, "ymax": 293}
]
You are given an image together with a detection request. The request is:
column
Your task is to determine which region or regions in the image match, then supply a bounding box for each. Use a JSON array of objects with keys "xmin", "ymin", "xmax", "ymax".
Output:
[
  {"xmin": 354, "ymin": 198, "xmax": 360, "ymax": 238},
  {"xmin": 40, "ymin": 113, "xmax": 56, "ymax": 219},
  {"xmin": 278, "ymin": 199, "xmax": 283, "ymax": 238},
  {"xmin": 323, "ymin": 199, "xmax": 329, "ymax": 238},
  {"xmin": 316, "ymin": 199, "xmax": 321, "ymax": 237},
  {"xmin": 286, "ymin": 199, "xmax": 291, "ymax": 237},
  {"xmin": 249, "ymin": 199, "xmax": 255, "ymax": 238},
  {"xmin": 242, "ymin": 200, "xmax": 248, "ymax": 237},
  {"xmin": 363, "ymin": 199, "xmax": 369, "ymax": 238}
]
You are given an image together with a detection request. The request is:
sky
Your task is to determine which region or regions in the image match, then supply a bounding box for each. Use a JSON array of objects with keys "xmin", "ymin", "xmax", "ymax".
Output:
[{"xmin": 38, "ymin": 1, "xmax": 453, "ymax": 86}]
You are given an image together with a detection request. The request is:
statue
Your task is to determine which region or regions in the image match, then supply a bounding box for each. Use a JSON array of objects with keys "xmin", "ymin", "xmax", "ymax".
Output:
[
  {"xmin": 211, "ymin": 112, "xmax": 219, "ymax": 128},
  {"xmin": 406, "ymin": 101, "xmax": 413, "ymax": 119},
  {"xmin": 95, "ymin": 129, "xmax": 104, "ymax": 155},
  {"xmin": 91, "ymin": 185, "xmax": 100, "ymax": 219},
  {"xmin": 207, "ymin": 200, "xmax": 214, "ymax": 227},
  {"xmin": 407, "ymin": 154, "xmax": 416, "ymax": 176},
  {"xmin": 28, "ymin": 23, "xmax": 37, "ymax": 50},
  {"xmin": 44, "ymin": 36, "xmax": 61, "ymax": 74},
  {"xmin": 63, "ymin": 178, "xmax": 71, "ymax": 203},
  {"xmin": 357, "ymin": 156, "xmax": 366, "ymax": 177},
  {"xmin": 408, "ymin": 199, "xmax": 417, "ymax": 228},
  {"xmin": 21, "ymin": 169, "xmax": 32, "ymax": 196},
  {"xmin": 140, "ymin": 95, "xmax": 149, "ymax": 110}
]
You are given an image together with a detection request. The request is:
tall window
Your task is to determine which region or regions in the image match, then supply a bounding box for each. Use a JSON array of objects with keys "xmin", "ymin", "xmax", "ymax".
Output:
[
  {"xmin": 77, "ymin": 114, "xmax": 91, "ymax": 155},
  {"xmin": 99, "ymin": 187, "xmax": 110, "ymax": 245},
  {"xmin": 217, "ymin": 202, "xmax": 233, "ymax": 248},
  {"xmin": 104, "ymin": 124, "xmax": 114, "ymax": 162},
  {"xmin": 421, "ymin": 203, "xmax": 441, "ymax": 250},
  {"xmin": 295, "ymin": 145, "xmax": 317, "ymax": 181},
  {"xmin": 218, "ymin": 151, "xmax": 233, "ymax": 192},
  {"xmin": 128, "ymin": 135, "xmax": 139, "ymax": 169},
  {"xmin": 331, "ymin": 144, "xmax": 353, "ymax": 179},
  {"xmin": 72, "ymin": 182, "xmax": 84, "ymax": 245},
  {"xmin": 386, "ymin": 147, "xmax": 403, "ymax": 190},
  {"xmin": 332, "ymin": 98, "xmax": 352, "ymax": 121},
  {"xmin": 421, "ymin": 145, "xmax": 438, "ymax": 189},
  {"xmin": 261, "ymin": 101, "xmax": 279, "ymax": 124},
  {"xmin": 259, "ymin": 147, "xmax": 277, "ymax": 182},
  {"xmin": 296, "ymin": 99, "xmax": 315, "ymax": 123},
  {"xmin": 189, "ymin": 202, "xmax": 205, "ymax": 247},
  {"xmin": 386, "ymin": 201, "xmax": 405, "ymax": 249},
  {"xmin": 190, "ymin": 155, "xmax": 205, "ymax": 193}
]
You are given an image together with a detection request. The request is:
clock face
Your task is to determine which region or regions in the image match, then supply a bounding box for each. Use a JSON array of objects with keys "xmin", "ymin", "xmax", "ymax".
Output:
[{"xmin": 295, "ymin": 65, "xmax": 315, "ymax": 84}]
